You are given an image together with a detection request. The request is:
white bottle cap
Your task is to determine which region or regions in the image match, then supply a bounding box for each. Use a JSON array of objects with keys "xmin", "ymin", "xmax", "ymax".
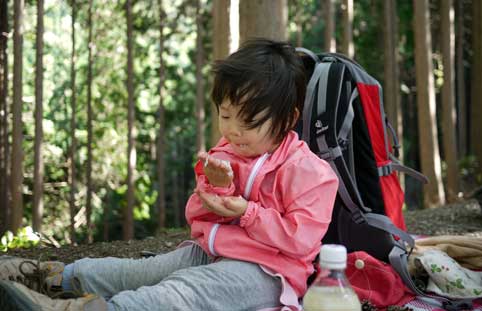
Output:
[{"xmin": 319, "ymin": 244, "xmax": 347, "ymax": 269}]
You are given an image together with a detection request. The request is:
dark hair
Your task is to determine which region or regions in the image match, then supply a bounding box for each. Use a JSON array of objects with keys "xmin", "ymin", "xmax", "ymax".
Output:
[{"xmin": 211, "ymin": 38, "xmax": 306, "ymax": 143}]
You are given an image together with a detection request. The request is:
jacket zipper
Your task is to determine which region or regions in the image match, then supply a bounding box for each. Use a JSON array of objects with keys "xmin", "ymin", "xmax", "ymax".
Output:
[
  {"xmin": 243, "ymin": 152, "xmax": 270, "ymax": 199},
  {"xmin": 208, "ymin": 152, "xmax": 270, "ymax": 256}
]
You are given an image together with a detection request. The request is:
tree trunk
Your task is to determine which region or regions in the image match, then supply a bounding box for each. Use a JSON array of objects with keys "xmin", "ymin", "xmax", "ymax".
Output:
[
  {"xmin": 413, "ymin": 0, "xmax": 445, "ymax": 208},
  {"xmin": 69, "ymin": 0, "xmax": 77, "ymax": 243},
  {"xmin": 157, "ymin": 0, "xmax": 166, "ymax": 229},
  {"xmin": 324, "ymin": 0, "xmax": 336, "ymax": 52},
  {"xmin": 0, "ymin": 0, "xmax": 10, "ymax": 234},
  {"xmin": 86, "ymin": 0, "xmax": 94, "ymax": 243},
  {"xmin": 455, "ymin": 0, "xmax": 466, "ymax": 157},
  {"xmin": 124, "ymin": 0, "xmax": 135, "ymax": 240},
  {"xmin": 471, "ymin": 0, "xmax": 482, "ymax": 175},
  {"xmin": 211, "ymin": 0, "xmax": 231, "ymax": 146},
  {"xmin": 239, "ymin": 0, "xmax": 288, "ymax": 44},
  {"xmin": 341, "ymin": 0, "xmax": 353, "ymax": 58},
  {"xmin": 440, "ymin": 0, "xmax": 459, "ymax": 202},
  {"xmin": 295, "ymin": 2, "xmax": 302, "ymax": 47},
  {"xmin": 103, "ymin": 192, "xmax": 111, "ymax": 241},
  {"xmin": 33, "ymin": 0, "xmax": 44, "ymax": 232},
  {"xmin": 179, "ymin": 150, "xmax": 188, "ymax": 227},
  {"xmin": 10, "ymin": 0, "xmax": 24, "ymax": 232},
  {"xmin": 383, "ymin": 0, "xmax": 404, "ymax": 189},
  {"xmin": 195, "ymin": 0, "xmax": 205, "ymax": 153},
  {"xmin": 172, "ymin": 141, "xmax": 180, "ymax": 228}
]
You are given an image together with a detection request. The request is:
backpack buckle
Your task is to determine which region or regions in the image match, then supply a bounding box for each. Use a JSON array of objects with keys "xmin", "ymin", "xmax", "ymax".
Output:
[
  {"xmin": 317, "ymin": 147, "xmax": 342, "ymax": 161},
  {"xmin": 338, "ymin": 138, "xmax": 348, "ymax": 150},
  {"xmin": 378, "ymin": 163, "xmax": 393, "ymax": 176},
  {"xmin": 351, "ymin": 210, "xmax": 365, "ymax": 224}
]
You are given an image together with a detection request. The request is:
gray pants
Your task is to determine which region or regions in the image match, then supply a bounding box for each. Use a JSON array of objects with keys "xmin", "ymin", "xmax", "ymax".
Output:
[{"xmin": 72, "ymin": 244, "xmax": 282, "ymax": 311}]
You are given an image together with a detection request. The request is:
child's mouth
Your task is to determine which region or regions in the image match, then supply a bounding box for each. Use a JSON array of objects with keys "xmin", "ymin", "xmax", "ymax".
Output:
[{"xmin": 234, "ymin": 143, "xmax": 248, "ymax": 149}]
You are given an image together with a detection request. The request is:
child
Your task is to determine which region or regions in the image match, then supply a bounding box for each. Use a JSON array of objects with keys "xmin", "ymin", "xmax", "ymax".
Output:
[{"xmin": 0, "ymin": 38, "xmax": 338, "ymax": 311}]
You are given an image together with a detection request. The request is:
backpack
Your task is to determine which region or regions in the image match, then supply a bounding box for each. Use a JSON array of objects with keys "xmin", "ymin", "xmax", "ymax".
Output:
[{"xmin": 295, "ymin": 48, "xmax": 473, "ymax": 311}]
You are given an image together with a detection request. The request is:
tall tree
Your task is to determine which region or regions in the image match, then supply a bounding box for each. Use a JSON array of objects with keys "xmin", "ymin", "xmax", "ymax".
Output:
[
  {"xmin": 0, "ymin": 0, "xmax": 9, "ymax": 234},
  {"xmin": 413, "ymin": 0, "xmax": 445, "ymax": 208},
  {"xmin": 455, "ymin": 0, "xmax": 466, "ymax": 157},
  {"xmin": 86, "ymin": 0, "xmax": 94, "ymax": 243},
  {"xmin": 172, "ymin": 140, "xmax": 180, "ymax": 228},
  {"xmin": 154, "ymin": 1, "xmax": 191, "ymax": 230},
  {"xmin": 383, "ymin": 0, "xmax": 403, "ymax": 186},
  {"xmin": 10, "ymin": 0, "xmax": 24, "ymax": 232},
  {"xmin": 471, "ymin": 0, "xmax": 482, "ymax": 175},
  {"xmin": 239, "ymin": 0, "xmax": 288, "ymax": 44},
  {"xmin": 294, "ymin": 1, "xmax": 303, "ymax": 47},
  {"xmin": 124, "ymin": 0, "xmax": 135, "ymax": 240},
  {"xmin": 157, "ymin": 0, "xmax": 166, "ymax": 229},
  {"xmin": 33, "ymin": 0, "xmax": 45, "ymax": 232},
  {"xmin": 341, "ymin": 0, "xmax": 354, "ymax": 58},
  {"xmin": 195, "ymin": 0, "xmax": 205, "ymax": 153},
  {"xmin": 211, "ymin": 0, "xmax": 232, "ymax": 146},
  {"xmin": 440, "ymin": 0, "xmax": 459, "ymax": 202},
  {"xmin": 324, "ymin": 0, "xmax": 336, "ymax": 52},
  {"xmin": 69, "ymin": 0, "xmax": 77, "ymax": 243}
]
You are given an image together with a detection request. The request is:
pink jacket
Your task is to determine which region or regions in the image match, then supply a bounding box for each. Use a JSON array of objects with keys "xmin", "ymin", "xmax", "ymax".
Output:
[{"xmin": 185, "ymin": 131, "xmax": 338, "ymax": 298}]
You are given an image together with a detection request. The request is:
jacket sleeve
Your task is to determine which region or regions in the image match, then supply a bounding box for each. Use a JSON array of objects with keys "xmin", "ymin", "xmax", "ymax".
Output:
[{"xmin": 237, "ymin": 157, "xmax": 339, "ymax": 258}]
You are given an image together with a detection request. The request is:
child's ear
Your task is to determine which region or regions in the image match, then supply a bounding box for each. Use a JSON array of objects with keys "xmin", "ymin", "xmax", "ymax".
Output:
[{"xmin": 291, "ymin": 108, "xmax": 300, "ymax": 128}]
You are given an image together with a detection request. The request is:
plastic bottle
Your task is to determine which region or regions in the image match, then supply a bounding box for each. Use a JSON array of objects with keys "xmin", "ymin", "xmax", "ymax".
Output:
[{"xmin": 303, "ymin": 244, "xmax": 361, "ymax": 311}]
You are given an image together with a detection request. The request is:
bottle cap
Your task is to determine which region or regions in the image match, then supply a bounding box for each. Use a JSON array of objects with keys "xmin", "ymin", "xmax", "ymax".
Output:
[{"xmin": 319, "ymin": 244, "xmax": 347, "ymax": 269}]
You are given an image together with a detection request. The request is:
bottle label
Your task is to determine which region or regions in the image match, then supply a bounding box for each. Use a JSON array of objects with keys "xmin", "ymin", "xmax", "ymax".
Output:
[{"xmin": 303, "ymin": 286, "xmax": 361, "ymax": 311}]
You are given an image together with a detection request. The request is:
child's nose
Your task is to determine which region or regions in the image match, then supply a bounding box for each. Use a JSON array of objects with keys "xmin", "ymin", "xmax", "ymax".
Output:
[{"xmin": 228, "ymin": 123, "xmax": 242, "ymax": 137}]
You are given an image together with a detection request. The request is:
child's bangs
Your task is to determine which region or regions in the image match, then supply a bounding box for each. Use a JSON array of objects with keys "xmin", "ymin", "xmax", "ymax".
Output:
[{"xmin": 234, "ymin": 82, "xmax": 273, "ymax": 130}]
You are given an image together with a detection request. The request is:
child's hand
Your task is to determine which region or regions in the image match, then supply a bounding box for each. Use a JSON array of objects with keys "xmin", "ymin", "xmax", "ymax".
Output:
[
  {"xmin": 198, "ymin": 151, "xmax": 233, "ymax": 188},
  {"xmin": 196, "ymin": 190, "xmax": 248, "ymax": 217}
]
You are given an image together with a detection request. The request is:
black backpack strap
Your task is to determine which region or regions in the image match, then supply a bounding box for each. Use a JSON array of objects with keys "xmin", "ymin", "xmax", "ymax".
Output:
[{"xmin": 364, "ymin": 213, "xmax": 414, "ymax": 248}]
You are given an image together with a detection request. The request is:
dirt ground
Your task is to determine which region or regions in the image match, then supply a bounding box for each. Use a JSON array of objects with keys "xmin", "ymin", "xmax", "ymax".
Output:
[{"xmin": 4, "ymin": 199, "xmax": 482, "ymax": 263}]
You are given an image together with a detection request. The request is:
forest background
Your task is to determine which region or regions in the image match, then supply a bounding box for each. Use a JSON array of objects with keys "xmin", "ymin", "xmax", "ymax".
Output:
[{"xmin": 0, "ymin": 0, "xmax": 481, "ymax": 248}]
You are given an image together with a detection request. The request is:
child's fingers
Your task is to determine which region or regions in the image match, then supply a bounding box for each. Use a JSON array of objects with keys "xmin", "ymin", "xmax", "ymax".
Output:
[
  {"xmin": 197, "ymin": 152, "xmax": 209, "ymax": 166},
  {"xmin": 198, "ymin": 153, "xmax": 223, "ymax": 170},
  {"xmin": 219, "ymin": 161, "xmax": 233, "ymax": 178},
  {"xmin": 197, "ymin": 190, "xmax": 219, "ymax": 206},
  {"xmin": 197, "ymin": 151, "xmax": 208, "ymax": 159},
  {"xmin": 196, "ymin": 191, "xmax": 214, "ymax": 209},
  {"xmin": 208, "ymin": 158, "xmax": 231, "ymax": 171},
  {"xmin": 207, "ymin": 157, "xmax": 227, "ymax": 171},
  {"xmin": 221, "ymin": 197, "xmax": 233, "ymax": 209},
  {"xmin": 222, "ymin": 196, "xmax": 240, "ymax": 208}
]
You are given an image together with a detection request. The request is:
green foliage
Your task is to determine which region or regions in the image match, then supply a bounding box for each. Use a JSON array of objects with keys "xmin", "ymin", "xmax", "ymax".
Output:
[
  {"xmin": 1, "ymin": 227, "xmax": 40, "ymax": 252},
  {"xmin": 7, "ymin": 0, "xmax": 212, "ymax": 243},
  {"xmin": 459, "ymin": 155, "xmax": 482, "ymax": 185}
]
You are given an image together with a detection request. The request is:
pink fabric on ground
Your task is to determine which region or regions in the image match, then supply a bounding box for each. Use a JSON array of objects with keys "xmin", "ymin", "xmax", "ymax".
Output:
[{"xmin": 346, "ymin": 251, "xmax": 415, "ymax": 310}]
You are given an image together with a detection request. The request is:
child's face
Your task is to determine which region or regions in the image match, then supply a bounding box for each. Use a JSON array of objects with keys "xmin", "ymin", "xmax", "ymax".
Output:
[{"xmin": 218, "ymin": 100, "xmax": 280, "ymax": 158}]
